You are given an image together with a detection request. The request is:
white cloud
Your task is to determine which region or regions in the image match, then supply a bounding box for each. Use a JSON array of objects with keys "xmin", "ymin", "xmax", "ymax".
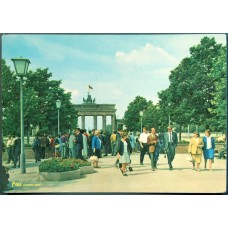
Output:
[
  {"xmin": 115, "ymin": 43, "xmax": 178, "ymax": 68},
  {"xmin": 64, "ymin": 89, "xmax": 80, "ymax": 102}
]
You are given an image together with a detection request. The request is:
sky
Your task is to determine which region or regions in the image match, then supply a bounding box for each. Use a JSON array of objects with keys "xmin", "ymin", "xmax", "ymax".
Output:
[{"xmin": 2, "ymin": 34, "xmax": 226, "ymax": 129}]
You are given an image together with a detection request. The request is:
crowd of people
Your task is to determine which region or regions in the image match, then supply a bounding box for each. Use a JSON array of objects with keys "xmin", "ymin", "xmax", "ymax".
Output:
[{"xmin": 4, "ymin": 126, "xmax": 220, "ymax": 174}]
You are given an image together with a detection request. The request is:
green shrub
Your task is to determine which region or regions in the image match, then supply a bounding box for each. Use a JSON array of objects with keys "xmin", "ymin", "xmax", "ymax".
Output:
[
  {"xmin": 39, "ymin": 158, "xmax": 79, "ymax": 173},
  {"xmin": 70, "ymin": 159, "xmax": 91, "ymax": 167}
]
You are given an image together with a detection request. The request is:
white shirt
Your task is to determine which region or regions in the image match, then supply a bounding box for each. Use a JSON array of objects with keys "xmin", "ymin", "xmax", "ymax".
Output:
[
  {"xmin": 206, "ymin": 136, "xmax": 212, "ymax": 149},
  {"xmin": 168, "ymin": 132, "xmax": 173, "ymax": 143},
  {"xmin": 139, "ymin": 132, "xmax": 149, "ymax": 143},
  {"xmin": 7, "ymin": 139, "xmax": 13, "ymax": 147}
]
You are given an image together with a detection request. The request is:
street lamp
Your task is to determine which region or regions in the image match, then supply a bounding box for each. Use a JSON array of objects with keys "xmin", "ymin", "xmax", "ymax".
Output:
[
  {"xmin": 56, "ymin": 100, "xmax": 61, "ymax": 135},
  {"xmin": 168, "ymin": 102, "xmax": 171, "ymax": 126},
  {"xmin": 67, "ymin": 115, "xmax": 71, "ymax": 133},
  {"xmin": 11, "ymin": 58, "xmax": 31, "ymax": 174},
  {"xmin": 139, "ymin": 111, "xmax": 143, "ymax": 133}
]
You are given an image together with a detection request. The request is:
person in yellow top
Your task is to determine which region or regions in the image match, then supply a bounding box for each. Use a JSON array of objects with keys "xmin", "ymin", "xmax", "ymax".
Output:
[
  {"xmin": 188, "ymin": 132, "xmax": 204, "ymax": 172},
  {"xmin": 110, "ymin": 131, "xmax": 117, "ymax": 156}
]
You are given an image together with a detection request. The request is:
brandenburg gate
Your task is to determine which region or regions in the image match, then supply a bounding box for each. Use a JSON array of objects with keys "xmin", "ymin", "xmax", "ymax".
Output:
[{"xmin": 75, "ymin": 93, "xmax": 117, "ymax": 132}]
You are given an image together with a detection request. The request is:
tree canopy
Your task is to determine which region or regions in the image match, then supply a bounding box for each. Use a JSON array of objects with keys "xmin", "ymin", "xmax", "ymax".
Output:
[
  {"xmin": 2, "ymin": 59, "xmax": 78, "ymax": 137},
  {"xmin": 123, "ymin": 37, "xmax": 226, "ymax": 136}
]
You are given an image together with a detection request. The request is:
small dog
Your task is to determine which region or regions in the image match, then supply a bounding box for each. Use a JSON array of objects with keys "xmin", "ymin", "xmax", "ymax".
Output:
[{"xmin": 89, "ymin": 155, "xmax": 99, "ymax": 167}]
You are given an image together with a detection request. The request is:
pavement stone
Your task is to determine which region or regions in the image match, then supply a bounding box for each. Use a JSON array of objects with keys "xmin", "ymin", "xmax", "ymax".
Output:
[{"xmin": 2, "ymin": 152, "xmax": 227, "ymax": 194}]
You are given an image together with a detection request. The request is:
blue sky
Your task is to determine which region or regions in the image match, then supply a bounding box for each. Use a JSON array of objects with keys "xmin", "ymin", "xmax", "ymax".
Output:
[{"xmin": 2, "ymin": 34, "xmax": 226, "ymax": 129}]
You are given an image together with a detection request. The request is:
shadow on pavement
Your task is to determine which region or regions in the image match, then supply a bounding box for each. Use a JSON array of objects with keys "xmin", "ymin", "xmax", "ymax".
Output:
[{"xmin": 128, "ymin": 171, "xmax": 154, "ymax": 176}]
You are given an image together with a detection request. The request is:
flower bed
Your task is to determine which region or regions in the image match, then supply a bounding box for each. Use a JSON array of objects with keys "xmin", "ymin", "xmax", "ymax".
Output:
[
  {"xmin": 38, "ymin": 158, "xmax": 93, "ymax": 181},
  {"xmin": 69, "ymin": 159, "xmax": 91, "ymax": 167},
  {"xmin": 38, "ymin": 158, "xmax": 80, "ymax": 173}
]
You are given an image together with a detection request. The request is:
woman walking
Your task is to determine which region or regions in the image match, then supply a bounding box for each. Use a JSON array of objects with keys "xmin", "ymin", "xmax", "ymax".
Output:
[
  {"xmin": 188, "ymin": 132, "xmax": 204, "ymax": 172},
  {"xmin": 116, "ymin": 132, "xmax": 132, "ymax": 176},
  {"xmin": 202, "ymin": 129, "xmax": 215, "ymax": 171},
  {"xmin": 92, "ymin": 130, "xmax": 102, "ymax": 168}
]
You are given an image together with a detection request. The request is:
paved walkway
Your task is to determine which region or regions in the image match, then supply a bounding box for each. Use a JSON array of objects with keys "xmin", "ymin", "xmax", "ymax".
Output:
[{"xmin": 3, "ymin": 153, "xmax": 227, "ymax": 194}]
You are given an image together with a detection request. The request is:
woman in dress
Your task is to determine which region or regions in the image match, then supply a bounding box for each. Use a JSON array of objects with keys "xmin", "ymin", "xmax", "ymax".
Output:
[
  {"xmin": 202, "ymin": 129, "xmax": 215, "ymax": 171},
  {"xmin": 116, "ymin": 132, "xmax": 132, "ymax": 176}
]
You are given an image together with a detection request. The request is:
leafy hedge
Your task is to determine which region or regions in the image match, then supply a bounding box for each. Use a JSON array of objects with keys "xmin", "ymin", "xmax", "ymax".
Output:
[
  {"xmin": 71, "ymin": 159, "xmax": 91, "ymax": 167},
  {"xmin": 38, "ymin": 158, "xmax": 91, "ymax": 173}
]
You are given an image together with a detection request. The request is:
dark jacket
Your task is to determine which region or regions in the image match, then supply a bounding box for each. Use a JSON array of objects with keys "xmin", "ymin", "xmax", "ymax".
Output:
[
  {"xmin": 116, "ymin": 138, "xmax": 132, "ymax": 156},
  {"xmin": 33, "ymin": 137, "xmax": 40, "ymax": 149},
  {"xmin": 14, "ymin": 137, "xmax": 21, "ymax": 154},
  {"xmin": 76, "ymin": 133, "xmax": 83, "ymax": 149},
  {"xmin": 164, "ymin": 131, "xmax": 178, "ymax": 149}
]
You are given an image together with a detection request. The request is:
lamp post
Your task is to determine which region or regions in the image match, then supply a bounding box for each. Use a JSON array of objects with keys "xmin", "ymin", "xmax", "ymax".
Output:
[
  {"xmin": 168, "ymin": 102, "xmax": 171, "ymax": 126},
  {"xmin": 11, "ymin": 58, "xmax": 30, "ymax": 174},
  {"xmin": 139, "ymin": 111, "xmax": 143, "ymax": 133},
  {"xmin": 56, "ymin": 100, "xmax": 61, "ymax": 135},
  {"xmin": 67, "ymin": 115, "xmax": 71, "ymax": 133}
]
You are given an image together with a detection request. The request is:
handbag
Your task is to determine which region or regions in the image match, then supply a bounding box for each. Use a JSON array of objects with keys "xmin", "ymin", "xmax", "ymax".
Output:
[{"xmin": 187, "ymin": 153, "xmax": 192, "ymax": 162}]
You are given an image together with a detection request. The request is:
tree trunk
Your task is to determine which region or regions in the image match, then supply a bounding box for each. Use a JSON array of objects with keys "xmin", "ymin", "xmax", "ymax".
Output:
[
  {"xmin": 196, "ymin": 125, "xmax": 199, "ymax": 132},
  {"xmin": 179, "ymin": 124, "xmax": 182, "ymax": 142},
  {"xmin": 27, "ymin": 127, "xmax": 30, "ymax": 146}
]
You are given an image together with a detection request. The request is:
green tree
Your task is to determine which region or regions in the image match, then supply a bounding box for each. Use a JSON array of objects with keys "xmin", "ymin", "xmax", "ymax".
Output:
[
  {"xmin": 2, "ymin": 60, "xmax": 78, "ymax": 138},
  {"xmin": 209, "ymin": 47, "xmax": 226, "ymax": 132},
  {"xmin": 158, "ymin": 36, "xmax": 226, "ymax": 138},
  {"xmin": 25, "ymin": 68, "xmax": 78, "ymax": 135},
  {"xmin": 123, "ymin": 96, "xmax": 148, "ymax": 131},
  {"xmin": 187, "ymin": 37, "xmax": 223, "ymax": 128},
  {"xmin": 143, "ymin": 101, "xmax": 160, "ymax": 131}
]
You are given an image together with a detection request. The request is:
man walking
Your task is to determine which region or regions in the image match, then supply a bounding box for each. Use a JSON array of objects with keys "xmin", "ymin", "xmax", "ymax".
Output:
[
  {"xmin": 74, "ymin": 128, "xmax": 85, "ymax": 160},
  {"xmin": 6, "ymin": 135, "xmax": 13, "ymax": 164},
  {"xmin": 40, "ymin": 134, "xmax": 47, "ymax": 159},
  {"xmin": 68, "ymin": 132, "xmax": 75, "ymax": 158},
  {"xmin": 139, "ymin": 127, "xmax": 150, "ymax": 165},
  {"xmin": 114, "ymin": 128, "xmax": 123, "ymax": 167},
  {"xmin": 33, "ymin": 135, "xmax": 41, "ymax": 162},
  {"xmin": 147, "ymin": 128, "xmax": 158, "ymax": 171},
  {"xmin": 104, "ymin": 131, "xmax": 111, "ymax": 156},
  {"xmin": 164, "ymin": 126, "xmax": 178, "ymax": 170},
  {"xmin": 88, "ymin": 129, "xmax": 95, "ymax": 157},
  {"xmin": 13, "ymin": 134, "xmax": 21, "ymax": 168},
  {"xmin": 60, "ymin": 132, "xmax": 68, "ymax": 158},
  {"xmin": 129, "ymin": 132, "xmax": 136, "ymax": 152}
]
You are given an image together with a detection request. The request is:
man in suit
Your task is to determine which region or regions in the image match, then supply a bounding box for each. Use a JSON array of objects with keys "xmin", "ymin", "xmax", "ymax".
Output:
[
  {"xmin": 164, "ymin": 126, "xmax": 178, "ymax": 170},
  {"xmin": 74, "ymin": 128, "xmax": 85, "ymax": 160},
  {"xmin": 188, "ymin": 132, "xmax": 204, "ymax": 171},
  {"xmin": 13, "ymin": 134, "xmax": 21, "ymax": 168}
]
